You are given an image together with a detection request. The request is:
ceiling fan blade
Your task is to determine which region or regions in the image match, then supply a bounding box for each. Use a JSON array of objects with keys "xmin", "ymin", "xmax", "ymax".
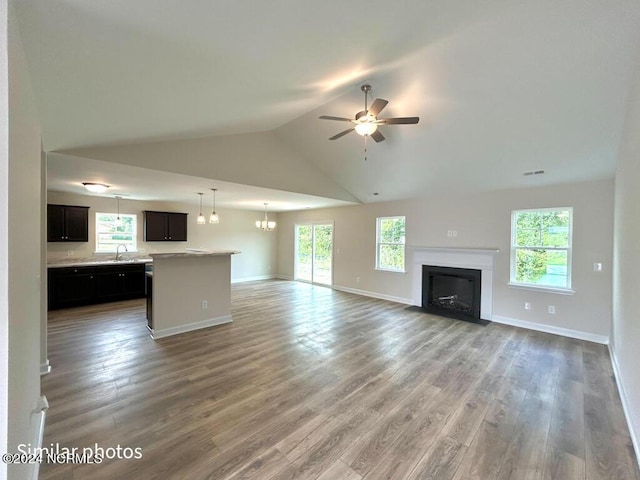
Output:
[
  {"xmin": 368, "ymin": 98, "xmax": 388, "ymax": 117},
  {"xmin": 371, "ymin": 130, "xmax": 385, "ymax": 143},
  {"xmin": 329, "ymin": 128, "xmax": 355, "ymax": 140},
  {"xmin": 377, "ymin": 117, "xmax": 420, "ymax": 125},
  {"xmin": 319, "ymin": 115, "xmax": 354, "ymax": 122}
]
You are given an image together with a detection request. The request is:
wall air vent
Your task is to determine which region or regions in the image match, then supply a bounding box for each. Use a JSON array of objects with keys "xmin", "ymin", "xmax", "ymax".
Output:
[{"xmin": 523, "ymin": 170, "xmax": 545, "ymax": 176}]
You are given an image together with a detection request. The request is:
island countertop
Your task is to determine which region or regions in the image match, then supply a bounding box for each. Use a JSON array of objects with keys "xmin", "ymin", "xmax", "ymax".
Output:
[{"xmin": 150, "ymin": 250, "xmax": 240, "ymax": 259}]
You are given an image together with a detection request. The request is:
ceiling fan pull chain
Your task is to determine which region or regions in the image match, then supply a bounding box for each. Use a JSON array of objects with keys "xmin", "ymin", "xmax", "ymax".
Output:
[{"xmin": 364, "ymin": 135, "xmax": 368, "ymax": 161}]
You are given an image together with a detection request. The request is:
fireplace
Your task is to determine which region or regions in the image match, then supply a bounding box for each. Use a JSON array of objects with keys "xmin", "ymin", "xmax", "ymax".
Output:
[
  {"xmin": 422, "ymin": 265, "xmax": 484, "ymax": 324},
  {"xmin": 412, "ymin": 248, "xmax": 498, "ymax": 324}
]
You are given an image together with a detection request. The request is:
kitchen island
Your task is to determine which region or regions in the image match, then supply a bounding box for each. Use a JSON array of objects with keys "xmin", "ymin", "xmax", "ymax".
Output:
[{"xmin": 148, "ymin": 250, "xmax": 240, "ymax": 339}]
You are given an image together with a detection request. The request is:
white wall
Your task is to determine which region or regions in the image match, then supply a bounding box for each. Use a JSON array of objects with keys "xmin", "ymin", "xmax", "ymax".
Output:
[
  {"xmin": 46, "ymin": 191, "xmax": 278, "ymax": 282},
  {"xmin": 277, "ymin": 179, "xmax": 614, "ymax": 340},
  {"xmin": 6, "ymin": 2, "xmax": 43, "ymax": 478},
  {"xmin": 612, "ymin": 45, "xmax": 640, "ymax": 463}
]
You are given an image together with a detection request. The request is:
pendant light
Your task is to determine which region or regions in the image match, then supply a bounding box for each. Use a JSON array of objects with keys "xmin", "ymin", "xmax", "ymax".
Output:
[
  {"xmin": 256, "ymin": 203, "xmax": 276, "ymax": 231},
  {"xmin": 115, "ymin": 195, "xmax": 122, "ymax": 227},
  {"xmin": 209, "ymin": 188, "xmax": 219, "ymax": 224},
  {"xmin": 196, "ymin": 193, "xmax": 206, "ymax": 225}
]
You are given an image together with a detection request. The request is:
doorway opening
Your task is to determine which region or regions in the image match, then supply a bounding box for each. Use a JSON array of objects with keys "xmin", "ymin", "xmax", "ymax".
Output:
[{"xmin": 295, "ymin": 223, "xmax": 333, "ymax": 286}]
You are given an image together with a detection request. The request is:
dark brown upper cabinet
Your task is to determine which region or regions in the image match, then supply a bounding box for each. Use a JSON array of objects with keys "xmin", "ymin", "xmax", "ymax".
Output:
[
  {"xmin": 47, "ymin": 204, "xmax": 89, "ymax": 242},
  {"xmin": 143, "ymin": 211, "xmax": 188, "ymax": 241}
]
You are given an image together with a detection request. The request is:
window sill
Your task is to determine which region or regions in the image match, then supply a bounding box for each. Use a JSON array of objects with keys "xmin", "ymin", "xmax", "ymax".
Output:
[
  {"xmin": 507, "ymin": 282, "xmax": 575, "ymax": 295},
  {"xmin": 375, "ymin": 268, "xmax": 407, "ymax": 274}
]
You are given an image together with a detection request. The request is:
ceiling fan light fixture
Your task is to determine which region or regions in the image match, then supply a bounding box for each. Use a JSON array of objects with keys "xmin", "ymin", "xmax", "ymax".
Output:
[{"xmin": 355, "ymin": 120, "xmax": 378, "ymax": 136}]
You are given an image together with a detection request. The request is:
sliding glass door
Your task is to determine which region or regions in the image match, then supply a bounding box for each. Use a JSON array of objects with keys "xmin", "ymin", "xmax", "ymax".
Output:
[{"xmin": 295, "ymin": 223, "xmax": 333, "ymax": 285}]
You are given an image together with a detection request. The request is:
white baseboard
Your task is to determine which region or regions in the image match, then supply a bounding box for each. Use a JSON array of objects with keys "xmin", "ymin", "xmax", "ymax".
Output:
[
  {"xmin": 40, "ymin": 359, "xmax": 51, "ymax": 376},
  {"xmin": 608, "ymin": 344, "xmax": 640, "ymax": 470},
  {"xmin": 491, "ymin": 315, "xmax": 609, "ymax": 344},
  {"xmin": 29, "ymin": 395, "xmax": 49, "ymax": 480},
  {"xmin": 275, "ymin": 274, "xmax": 294, "ymax": 281},
  {"xmin": 150, "ymin": 315, "xmax": 232, "ymax": 339},
  {"xmin": 231, "ymin": 274, "xmax": 276, "ymax": 284},
  {"xmin": 331, "ymin": 285, "xmax": 414, "ymax": 305}
]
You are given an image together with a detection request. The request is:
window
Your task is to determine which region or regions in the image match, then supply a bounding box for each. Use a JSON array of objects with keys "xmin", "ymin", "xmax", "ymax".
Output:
[
  {"xmin": 376, "ymin": 216, "xmax": 406, "ymax": 272},
  {"xmin": 95, "ymin": 213, "xmax": 137, "ymax": 252},
  {"xmin": 510, "ymin": 207, "xmax": 572, "ymax": 290}
]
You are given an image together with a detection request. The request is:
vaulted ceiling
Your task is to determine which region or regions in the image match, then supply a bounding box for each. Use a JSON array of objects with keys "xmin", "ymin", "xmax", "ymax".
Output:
[{"xmin": 15, "ymin": 0, "xmax": 640, "ymax": 209}]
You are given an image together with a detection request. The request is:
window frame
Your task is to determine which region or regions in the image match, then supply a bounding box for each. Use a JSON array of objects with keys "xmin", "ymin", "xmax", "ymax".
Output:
[
  {"xmin": 375, "ymin": 215, "xmax": 406, "ymax": 273},
  {"xmin": 509, "ymin": 207, "xmax": 573, "ymax": 293},
  {"xmin": 95, "ymin": 212, "xmax": 138, "ymax": 253}
]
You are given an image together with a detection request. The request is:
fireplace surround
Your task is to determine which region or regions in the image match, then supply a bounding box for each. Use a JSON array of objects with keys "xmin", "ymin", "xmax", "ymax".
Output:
[{"xmin": 412, "ymin": 247, "xmax": 499, "ymax": 322}]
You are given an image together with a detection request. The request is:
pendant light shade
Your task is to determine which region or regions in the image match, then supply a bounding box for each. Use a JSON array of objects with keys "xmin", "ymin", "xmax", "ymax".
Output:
[
  {"xmin": 197, "ymin": 193, "xmax": 206, "ymax": 225},
  {"xmin": 209, "ymin": 188, "xmax": 219, "ymax": 224},
  {"xmin": 256, "ymin": 203, "xmax": 276, "ymax": 231}
]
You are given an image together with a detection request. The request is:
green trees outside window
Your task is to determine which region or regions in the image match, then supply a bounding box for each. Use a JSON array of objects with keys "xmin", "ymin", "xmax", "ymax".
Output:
[
  {"xmin": 96, "ymin": 213, "xmax": 137, "ymax": 252},
  {"xmin": 511, "ymin": 208, "xmax": 572, "ymax": 288},
  {"xmin": 376, "ymin": 216, "xmax": 406, "ymax": 272}
]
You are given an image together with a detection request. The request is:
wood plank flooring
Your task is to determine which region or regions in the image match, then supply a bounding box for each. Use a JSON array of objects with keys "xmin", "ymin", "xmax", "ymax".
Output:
[{"xmin": 40, "ymin": 280, "xmax": 639, "ymax": 480}]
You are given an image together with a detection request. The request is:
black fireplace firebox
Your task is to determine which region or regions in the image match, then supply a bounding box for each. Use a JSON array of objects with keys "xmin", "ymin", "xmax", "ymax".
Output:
[{"xmin": 421, "ymin": 265, "xmax": 486, "ymax": 325}]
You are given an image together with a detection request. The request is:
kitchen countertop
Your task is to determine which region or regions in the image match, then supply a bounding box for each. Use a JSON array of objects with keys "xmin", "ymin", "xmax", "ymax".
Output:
[
  {"xmin": 150, "ymin": 250, "xmax": 240, "ymax": 259},
  {"xmin": 48, "ymin": 257, "xmax": 153, "ymax": 268}
]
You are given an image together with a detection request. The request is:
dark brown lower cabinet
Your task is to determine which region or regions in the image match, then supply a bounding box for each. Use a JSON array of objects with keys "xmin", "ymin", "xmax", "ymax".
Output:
[{"xmin": 48, "ymin": 264, "xmax": 146, "ymax": 310}]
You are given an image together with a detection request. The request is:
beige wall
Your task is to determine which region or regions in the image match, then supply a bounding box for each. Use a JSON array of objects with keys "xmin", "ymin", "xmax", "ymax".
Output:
[
  {"xmin": 46, "ymin": 191, "xmax": 278, "ymax": 281},
  {"xmin": 60, "ymin": 131, "xmax": 359, "ymax": 203},
  {"xmin": 7, "ymin": 2, "xmax": 43, "ymax": 479},
  {"xmin": 152, "ymin": 255, "xmax": 232, "ymax": 336},
  {"xmin": 277, "ymin": 179, "xmax": 614, "ymax": 339},
  {"xmin": 0, "ymin": 0, "xmax": 8, "ymax": 470},
  {"xmin": 612, "ymin": 45, "xmax": 640, "ymax": 460}
]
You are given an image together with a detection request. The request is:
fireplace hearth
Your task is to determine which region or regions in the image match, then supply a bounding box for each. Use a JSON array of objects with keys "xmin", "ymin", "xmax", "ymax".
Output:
[{"xmin": 421, "ymin": 265, "xmax": 489, "ymax": 325}]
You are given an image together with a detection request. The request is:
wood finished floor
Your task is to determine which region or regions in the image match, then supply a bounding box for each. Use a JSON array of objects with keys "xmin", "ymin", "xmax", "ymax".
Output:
[{"xmin": 41, "ymin": 280, "xmax": 639, "ymax": 480}]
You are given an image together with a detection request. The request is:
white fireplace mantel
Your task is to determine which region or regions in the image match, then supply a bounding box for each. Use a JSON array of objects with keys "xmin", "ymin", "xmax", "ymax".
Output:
[{"xmin": 411, "ymin": 247, "xmax": 499, "ymax": 320}]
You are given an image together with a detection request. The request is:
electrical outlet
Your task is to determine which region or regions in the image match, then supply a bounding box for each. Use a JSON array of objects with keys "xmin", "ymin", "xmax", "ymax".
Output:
[
  {"xmin": 452, "ymin": 230, "xmax": 458, "ymax": 237},
  {"xmin": 447, "ymin": 230, "xmax": 453, "ymax": 237},
  {"xmin": 548, "ymin": 305, "xmax": 556, "ymax": 314},
  {"xmin": 67, "ymin": 250, "xmax": 74, "ymax": 257},
  {"xmin": 356, "ymin": 276, "xmax": 360, "ymax": 283},
  {"xmin": 201, "ymin": 300, "xmax": 208, "ymax": 309},
  {"xmin": 524, "ymin": 302, "xmax": 531, "ymax": 310}
]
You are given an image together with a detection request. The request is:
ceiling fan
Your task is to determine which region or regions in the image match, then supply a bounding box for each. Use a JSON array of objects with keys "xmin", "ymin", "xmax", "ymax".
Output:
[{"xmin": 319, "ymin": 84, "xmax": 419, "ymax": 143}]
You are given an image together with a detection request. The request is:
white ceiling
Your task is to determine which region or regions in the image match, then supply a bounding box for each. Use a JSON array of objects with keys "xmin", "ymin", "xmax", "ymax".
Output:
[{"xmin": 15, "ymin": 0, "xmax": 640, "ymax": 208}]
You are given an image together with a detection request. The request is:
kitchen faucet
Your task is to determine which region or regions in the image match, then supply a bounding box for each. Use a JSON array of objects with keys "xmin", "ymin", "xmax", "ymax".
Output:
[{"xmin": 115, "ymin": 244, "xmax": 128, "ymax": 261}]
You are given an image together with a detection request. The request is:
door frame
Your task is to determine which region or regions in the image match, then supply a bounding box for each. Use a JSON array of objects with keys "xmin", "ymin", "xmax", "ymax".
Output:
[{"xmin": 294, "ymin": 221, "xmax": 334, "ymax": 286}]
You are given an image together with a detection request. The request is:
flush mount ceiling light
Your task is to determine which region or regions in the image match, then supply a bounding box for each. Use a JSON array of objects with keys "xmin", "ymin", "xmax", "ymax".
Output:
[
  {"xmin": 197, "ymin": 193, "xmax": 206, "ymax": 225},
  {"xmin": 256, "ymin": 203, "xmax": 276, "ymax": 231},
  {"xmin": 209, "ymin": 188, "xmax": 219, "ymax": 224},
  {"xmin": 82, "ymin": 182, "xmax": 110, "ymax": 193}
]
